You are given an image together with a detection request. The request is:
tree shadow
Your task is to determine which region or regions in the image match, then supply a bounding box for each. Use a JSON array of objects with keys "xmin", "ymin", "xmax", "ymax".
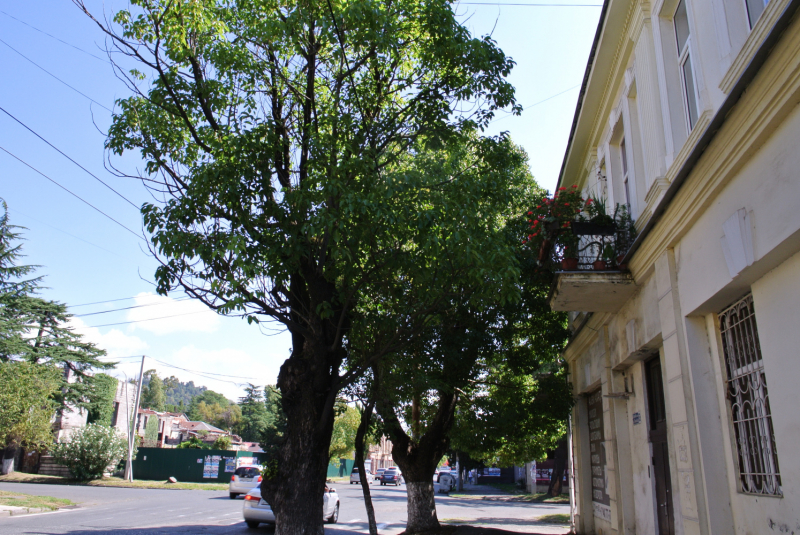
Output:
[{"xmin": 31, "ymin": 523, "xmax": 370, "ymax": 535}]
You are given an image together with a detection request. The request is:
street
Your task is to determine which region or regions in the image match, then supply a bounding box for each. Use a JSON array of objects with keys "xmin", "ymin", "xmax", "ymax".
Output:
[{"xmin": 0, "ymin": 482, "xmax": 569, "ymax": 534}]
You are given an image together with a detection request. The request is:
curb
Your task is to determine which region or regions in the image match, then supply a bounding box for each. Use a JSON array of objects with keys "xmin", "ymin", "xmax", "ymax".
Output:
[{"xmin": 0, "ymin": 506, "xmax": 53, "ymax": 516}]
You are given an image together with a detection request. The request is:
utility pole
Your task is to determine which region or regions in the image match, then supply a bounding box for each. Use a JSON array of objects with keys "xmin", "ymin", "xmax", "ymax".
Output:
[{"xmin": 125, "ymin": 355, "xmax": 146, "ymax": 482}]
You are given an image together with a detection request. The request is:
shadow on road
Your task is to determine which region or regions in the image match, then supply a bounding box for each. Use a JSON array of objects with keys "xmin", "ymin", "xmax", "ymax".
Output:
[{"xmin": 25, "ymin": 523, "xmax": 373, "ymax": 535}]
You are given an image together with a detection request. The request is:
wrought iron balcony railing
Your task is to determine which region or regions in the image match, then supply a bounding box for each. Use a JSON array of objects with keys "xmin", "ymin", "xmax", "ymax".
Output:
[{"xmin": 541, "ymin": 222, "xmax": 634, "ymax": 272}]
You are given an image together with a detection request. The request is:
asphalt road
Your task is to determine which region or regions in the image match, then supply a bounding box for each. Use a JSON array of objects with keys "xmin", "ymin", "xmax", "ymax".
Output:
[{"xmin": 0, "ymin": 481, "xmax": 569, "ymax": 534}]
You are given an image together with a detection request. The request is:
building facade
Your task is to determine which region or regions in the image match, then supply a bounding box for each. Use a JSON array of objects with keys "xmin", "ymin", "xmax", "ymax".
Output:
[{"xmin": 547, "ymin": 0, "xmax": 800, "ymax": 534}]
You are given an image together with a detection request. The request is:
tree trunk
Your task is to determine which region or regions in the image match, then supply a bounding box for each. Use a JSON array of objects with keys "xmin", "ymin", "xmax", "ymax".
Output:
[
  {"xmin": 354, "ymin": 397, "xmax": 378, "ymax": 535},
  {"xmin": 548, "ymin": 437, "xmax": 568, "ymax": 497},
  {"xmin": 406, "ymin": 481, "xmax": 439, "ymax": 532},
  {"xmin": 2, "ymin": 444, "xmax": 17, "ymax": 475},
  {"xmin": 261, "ymin": 270, "xmax": 347, "ymax": 535},
  {"xmin": 375, "ymin": 374, "xmax": 459, "ymax": 534}
]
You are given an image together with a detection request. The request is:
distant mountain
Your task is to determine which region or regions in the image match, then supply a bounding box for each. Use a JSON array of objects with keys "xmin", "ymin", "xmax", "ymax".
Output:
[{"xmin": 142, "ymin": 375, "xmax": 210, "ymax": 411}]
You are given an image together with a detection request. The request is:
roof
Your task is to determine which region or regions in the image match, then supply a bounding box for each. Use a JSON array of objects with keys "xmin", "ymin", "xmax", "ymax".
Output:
[{"xmin": 183, "ymin": 421, "xmax": 225, "ymax": 433}]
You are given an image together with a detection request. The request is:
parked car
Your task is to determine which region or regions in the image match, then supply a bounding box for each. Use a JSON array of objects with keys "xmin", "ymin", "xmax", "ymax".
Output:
[
  {"xmin": 243, "ymin": 485, "xmax": 339, "ymax": 528},
  {"xmin": 380, "ymin": 467, "xmax": 403, "ymax": 486},
  {"xmin": 375, "ymin": 467, "xmax": 386, "ymax": 481},
  {"xmin": 229, "ymin": 466, "xmax": 263, "ymax": 499},
  {"xmin": 435, "ymin": 467, "xmax": 450, "ymax": 482},
  {"xmin": 350, "ymin": 466, "xmax": 362, "ymax": 484}
]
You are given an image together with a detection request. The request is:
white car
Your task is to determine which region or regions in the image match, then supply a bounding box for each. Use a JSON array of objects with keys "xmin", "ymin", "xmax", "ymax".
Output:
[
  {"xmin": 243, "ymin": 486, "xmax": 340, "ymax": 528},
  {"xmin": 229, "ymin": 466, "xmax": 263, "ymax": 499},
  {"xmin": 350, "ymin": 467, "xmax": 363, "ymax": 484}
]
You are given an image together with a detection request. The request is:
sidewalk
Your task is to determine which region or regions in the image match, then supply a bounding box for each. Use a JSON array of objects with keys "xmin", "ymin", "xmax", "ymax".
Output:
[{"xmin": 0, "ymin": 503, "xmax": 52, "ymax": 516}]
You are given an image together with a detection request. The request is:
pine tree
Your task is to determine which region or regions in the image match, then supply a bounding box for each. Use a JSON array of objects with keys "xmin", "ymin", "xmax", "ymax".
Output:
[
  {"xmin": 141, "ymin": 370, "xmax": 166, "ymax": 411},
  {"xmin": 0, "ymin": 201, "xmax": 112, "ymax": 409},
  {"xmin": 237, "ymin": 384, "xmax": 270, "ymax": 442}
]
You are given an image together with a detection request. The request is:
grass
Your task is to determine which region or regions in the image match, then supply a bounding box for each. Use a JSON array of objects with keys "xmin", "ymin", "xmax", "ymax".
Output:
[
  {"xmin": 536, "ymin": 513, "xmax": 570, "ymax": 524},
  {"xmin": 0, "ymin": 472, "xmax": 228, "ymax": 491},
  {"xmin": 448, "ymin": 487, "xmax": 570, "ymax": 504},
  {"xmin": 487, "ymin": 483, "xmax": 521, "ymax": 494},
  {"xmin": 0, "ymin": 489, "xmax": 74, "ymax": 511}
]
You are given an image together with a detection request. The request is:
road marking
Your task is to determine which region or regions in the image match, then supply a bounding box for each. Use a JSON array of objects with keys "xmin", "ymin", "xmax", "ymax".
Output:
[
  {"xmin": 377, "ymin": 523, "xmax": 388, "ymax": 529},
  {"xmin": 346, "ymin": 518, "xmax": 363, "ymax": 523}
]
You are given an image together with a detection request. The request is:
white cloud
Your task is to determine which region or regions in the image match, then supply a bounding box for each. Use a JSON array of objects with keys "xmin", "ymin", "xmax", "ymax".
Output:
[
  {"xmin": 126, "ymin": 292, "xmax": 221, "ymax": 336},
  {"xmin": 70, "ymin": 316, "xmax": 148, "ymax": 358}
]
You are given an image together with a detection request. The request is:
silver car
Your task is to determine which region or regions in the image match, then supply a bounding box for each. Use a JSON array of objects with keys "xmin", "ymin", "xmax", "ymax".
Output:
[
  {"xmin": 230, "ymin": 466, "xmax": 263, "ymax": 499},
  {"xmin": 242, "ymin": 485, "xmax": 340, "ymax": 528}
]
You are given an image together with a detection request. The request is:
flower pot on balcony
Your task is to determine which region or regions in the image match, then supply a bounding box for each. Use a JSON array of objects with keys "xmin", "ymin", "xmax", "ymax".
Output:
[
  {"xmin": 616, "ymin": 254, "xmax": 628, "ymax": 271},
  {"xmin": 571, "ymin": 221, "xmax": 617, "ymax": 236},
  {"xmin": 593, "ymin": 260, "xmax": 607, "ymax": 271},
  {"xmin": 561, "ymin": 258, "xmax": 579, "ymax": 271}
]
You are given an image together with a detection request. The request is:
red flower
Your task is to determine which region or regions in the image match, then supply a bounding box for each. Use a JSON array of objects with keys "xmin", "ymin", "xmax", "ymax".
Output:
[
  {"xmin": 586, "ymin": 198, "xmax": 593, "ymax": 203},
  {"xmin": 533, "ymin": 220, "xmax": 539, "ymax": 226},
  {"xmin": 572, "ymin": 185, "xmax": 578, "ymax": 188},
  {"xmin": 559, "ymin": 187, "xmax": 566, "ymax": 191},
  {"xmin": 527, "ymin": 211, "xmax": 533, "ymax": 215},
  {"xmin": 564, "ymin": 203, "xmax": 570, "ymax": 206}
]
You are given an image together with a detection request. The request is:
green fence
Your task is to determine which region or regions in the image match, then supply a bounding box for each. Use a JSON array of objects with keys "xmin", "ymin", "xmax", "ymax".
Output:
[
  {"xmin": 327, "ymin": 458, "xmax": 354, "ymax": 478},
  {"xmin": 132, "ymin": 448, "xmax": 270, "ymax": 483},
  {"xmin": 132, "ymin": 448, "xmax": 354, "ymax": 483}
]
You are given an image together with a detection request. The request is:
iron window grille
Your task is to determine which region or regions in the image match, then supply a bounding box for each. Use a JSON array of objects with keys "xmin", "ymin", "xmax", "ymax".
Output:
[{"xmin": 719, "ymin": 294, "xmax": 781, "ymax": 496}]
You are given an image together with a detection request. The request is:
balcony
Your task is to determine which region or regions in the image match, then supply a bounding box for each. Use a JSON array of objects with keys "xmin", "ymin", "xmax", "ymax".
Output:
[{"xmin": 524, "ymin": 191, "xmax": 638, "ymax": 313}]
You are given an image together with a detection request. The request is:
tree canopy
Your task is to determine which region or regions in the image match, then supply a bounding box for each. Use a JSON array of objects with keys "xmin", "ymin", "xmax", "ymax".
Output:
[
  {"xmin": 74, "ymin": 0, "xmax": 522, "ymax": 531},
  {"xmin": 0, "ymin": 361, "xmax": 61, "ymax": 470},
  {"xmin": 0, "ymin": 202, "xmax": 112, "ymax": 412}
]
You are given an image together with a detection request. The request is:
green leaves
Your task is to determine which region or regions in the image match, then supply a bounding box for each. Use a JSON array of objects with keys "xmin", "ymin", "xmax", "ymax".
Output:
[
  {"xmin": 0, "ymin": 361, "xmax": 60, "ymax": 452},
  {"xmin": 51, "ymin": 423, "xmax": 128, "ymax": 480}
]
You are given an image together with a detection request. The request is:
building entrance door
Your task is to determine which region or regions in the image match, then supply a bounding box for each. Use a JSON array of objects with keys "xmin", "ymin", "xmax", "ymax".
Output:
[{"xmin": 645, "ymin": 357, "xmax": 675, "ymax": 535}]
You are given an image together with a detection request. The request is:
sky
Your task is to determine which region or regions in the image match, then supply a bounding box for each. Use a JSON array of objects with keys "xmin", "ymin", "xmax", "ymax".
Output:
[{"xmin": 0, "ymin": 0, "xmax": 601, "ymax": 401}]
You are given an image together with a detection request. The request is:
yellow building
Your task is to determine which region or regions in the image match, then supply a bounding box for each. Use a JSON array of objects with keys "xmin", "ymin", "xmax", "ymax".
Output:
[{"xmin": 547, "ymin": 0, "xmax": 800, "ymax": 533}]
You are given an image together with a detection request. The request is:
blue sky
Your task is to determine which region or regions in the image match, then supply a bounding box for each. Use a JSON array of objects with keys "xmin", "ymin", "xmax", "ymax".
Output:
[{"xmin": 0, "ymin": 0, "xmax": 600, "ymax": 400}]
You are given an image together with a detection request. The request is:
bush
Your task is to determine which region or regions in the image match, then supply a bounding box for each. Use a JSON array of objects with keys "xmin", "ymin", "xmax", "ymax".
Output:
[
  {"xmin": 51, "ymin": 423, "xmax": 128, "ymax": 480},
  {"xmin": 212, "ymin": 435, "xmax": 232, "ymax": 450}
]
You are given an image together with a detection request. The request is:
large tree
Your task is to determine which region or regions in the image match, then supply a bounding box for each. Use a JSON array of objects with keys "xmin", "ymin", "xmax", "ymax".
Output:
[
  {"xmin": 141, "ymin": 369, "xmax": 166, "ymax": 411},
  {"xmin": 237, "ymin": 383, "xmax": 270, "ymax": 442},
  {"xmin": 0, "ymin": 361, "xmax": 61, "ymax": 474},
  {"xmin": 74, "ymin": 1, "xmax": 519, "ymax": 532},
  {"xmin": 371, "ymin": 216, "xmax": 574, "ymax": 533},
  {"xmin": 0, "ymin": 203, "xmax": 112, "ymax": 410}
]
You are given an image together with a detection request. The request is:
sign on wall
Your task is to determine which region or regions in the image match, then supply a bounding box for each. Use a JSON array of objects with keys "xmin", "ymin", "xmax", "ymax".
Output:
[{"xmin": 587, "ymin": 389, "xmax": 611, "ymax": 522}]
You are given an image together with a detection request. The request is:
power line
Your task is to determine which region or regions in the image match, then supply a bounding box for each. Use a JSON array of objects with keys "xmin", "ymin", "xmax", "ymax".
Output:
[
  {"xmin": 73, "ymin": 295, "xmax": 156, "ymax": 307},
  {"xmin": 491, "ymin": 84, "xmax": 581, "ymax": 124},
  {"xmin": 9, "ymin": 207, "xmax": 125, "ymax": 258},
  {"xmin": 74, "ymin": 297, "xmax": 192, "ymax": 317},
  {"xmin": 0, "ymin": 106, "xmax": 139, "ymax": 210},
  {"xmin": 86, "ymin": 310, "xmax": 206, "ymax": 328},
  {"xmin": 0, "ymin": 37, "xmax": 112, "ymax": 112},
  {"xmin": 0, "ymin": 9, "xmax": 109, "ymax": 63},
  {"xmin": 0, "ymin": 145, "xmax": 144, "ymax": 241}
]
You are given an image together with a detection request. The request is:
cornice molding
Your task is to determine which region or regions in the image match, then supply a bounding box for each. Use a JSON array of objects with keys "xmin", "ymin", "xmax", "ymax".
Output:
[
  {"xmin": 629, "ymin": 14, "xmax": 800, "ymax": 279},
  {"xmin": 720, "ymin": 0, "xmax": 792, "ymax": 94}
]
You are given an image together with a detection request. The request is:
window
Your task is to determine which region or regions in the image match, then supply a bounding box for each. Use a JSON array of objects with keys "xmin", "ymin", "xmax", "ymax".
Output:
[
  {"xmin": 620, "ymin": 137, "xmax": 631, "ymax": 209},
  {"xmin": 745, "ymin": 0, "xmax": 769, "ymax": 29},
  {"xmin": 674, "ymin": 0, "xmax": 698, "ymax": 131},
  {"xmin": 719, "ymin": 294, "xmax": 781, "ymax": 496}
]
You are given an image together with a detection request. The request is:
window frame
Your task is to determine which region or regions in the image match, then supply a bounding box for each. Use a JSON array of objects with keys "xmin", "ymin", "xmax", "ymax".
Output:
[
  {"xmin": 620, "ymin": 137, "xmax": 631, "ymax": 211},
  {"xmin": 673, "ymin": 0, "xmax": 699, "ymax": 132},
  {"xmin": 745, "ymin": 0, "xmax": 769, "ymax": 30},
  {"xmin": 718, "ymin": 293, "xmax": 782, "ymax": 497}
]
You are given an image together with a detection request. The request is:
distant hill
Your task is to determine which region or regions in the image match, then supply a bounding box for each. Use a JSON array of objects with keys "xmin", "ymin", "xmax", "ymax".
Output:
[{"xmin": 142, "ymin": 375, "xmax": 210, "ymax": 411}]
